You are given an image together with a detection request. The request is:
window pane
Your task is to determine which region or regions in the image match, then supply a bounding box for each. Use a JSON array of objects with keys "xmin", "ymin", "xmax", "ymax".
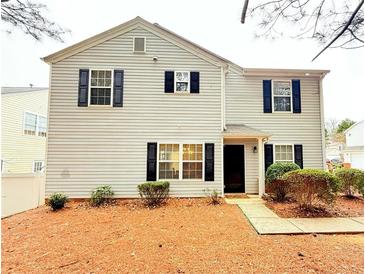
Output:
[
  {"xmin": 24, "ymin": 113, "xmax": 37, "ymax": 134},
  {"xmin": 105, "ymin": 71, "xmax": 111, "ymax": 78},
  {"xmin": 273, "ymin": 81, "xmax": 291, "ymax": 96},
  {"xmin": 90, "ymin": 88, "xmax": 111, "ymax": 105},
  {"xmin": 159, "ymin": 144, "xmax": 179, "ymax": 161},
  {"xmin": 91, "ymin": 70, "xmax": 98, "ymax": 77},
  {"xmin": 183, "ymin": 144, "xmax": 202, "ymax": 161},
  {"xmin": 275, "ymin": 145, "xmax": 293, "ymax": 163},
  {"xmin": 176, "ymin": 72, "xmax": 189, "ymax": 82},
  {"xmin": 159, "ymin": 162, "xmax": 179, "ymax": 179},
  {"xmin": 274, "ymin": 97, "xmax": 291, "ymax": 111},
  {"xmin": 183, "ymin": 162, "xmax": 202, "ymax": 179},
  {"xmin": 176, "ymin": 82, "xmax": 188, "ymax": 91}
]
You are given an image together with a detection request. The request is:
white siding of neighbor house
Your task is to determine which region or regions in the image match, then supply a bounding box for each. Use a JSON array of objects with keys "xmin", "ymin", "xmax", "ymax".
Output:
[
  {"xmin": 46, "ymin": 26, "xmax": 223, "ymax": 198},
  {"xmin": 225, "ymin": 66, "xmax": 324, "ymax": 192},
  {"xmin": 346, "ymin": 121, "xmax": 364, "ymax": 147},
  {"xmin": 1, "ymin": 90, "xmax": 48, "ymax": 174}
]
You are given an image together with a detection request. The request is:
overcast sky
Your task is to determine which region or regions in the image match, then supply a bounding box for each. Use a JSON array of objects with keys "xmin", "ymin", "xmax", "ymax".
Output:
[{"xmin": 1, "ymin": 0, "xmax": 364, "ymax": 122}]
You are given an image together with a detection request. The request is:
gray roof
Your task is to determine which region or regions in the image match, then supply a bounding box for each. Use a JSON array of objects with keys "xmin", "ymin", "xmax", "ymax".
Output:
[
  {"xmin": 223, "ymin": 124, "xmax": 271, "ymax": 137},
  {"xmin": 1, "ymin": 87, "xmax": 48, "ymax": 95}
]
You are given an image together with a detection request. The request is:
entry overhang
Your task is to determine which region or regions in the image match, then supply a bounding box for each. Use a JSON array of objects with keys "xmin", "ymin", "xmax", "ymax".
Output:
[{"xmin": 223, "ymin": 124, "xmax": 271, "ymax": 139}]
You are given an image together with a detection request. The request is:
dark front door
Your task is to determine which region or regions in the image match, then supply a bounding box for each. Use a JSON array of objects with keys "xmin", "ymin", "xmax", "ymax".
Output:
[{"xmin": 224, "ymin": 145, "xmax": 245, "ymax": 193}]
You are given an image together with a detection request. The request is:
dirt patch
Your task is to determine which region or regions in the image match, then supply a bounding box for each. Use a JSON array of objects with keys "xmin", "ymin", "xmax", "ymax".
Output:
[
  {"xmin": 266, "ymin": 195, "xmax": 364, "ymax": 218},
  {"xmin": 2, "ymin": 198, "xmax": 364, "ymax": 273}
]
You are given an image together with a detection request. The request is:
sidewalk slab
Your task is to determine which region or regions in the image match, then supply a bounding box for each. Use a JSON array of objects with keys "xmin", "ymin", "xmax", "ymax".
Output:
[
  {"xmin": 288, "ymin": 218, "xmax": 364, "ymax": 234},
  {"xmin": 231, "ymin": 198, "xmax": 364, "ymax": 235},
  {"xmin": 249, "ymin": 217, "xmax": 303, "ymax": 234},
  {"xmin": 351, "ymin": 217, "xmax": 364, "ymax": 224}
]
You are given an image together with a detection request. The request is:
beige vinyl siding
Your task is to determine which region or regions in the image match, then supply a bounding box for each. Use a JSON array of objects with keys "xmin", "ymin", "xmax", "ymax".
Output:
[
  {"xmin": 1, "ymin": 90, "xmax": 48, "ymax": 173},
  {"xmin": 225, "ymin": 66, "xmax": 324, "ymax": 191},
  {"xmin": 46, "ymin": 27, "xmax": 222, "ymax": 198}
]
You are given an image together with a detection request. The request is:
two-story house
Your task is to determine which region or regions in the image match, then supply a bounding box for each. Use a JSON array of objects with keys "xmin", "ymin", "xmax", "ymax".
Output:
[
  {"xmin": 1, "ymin": 87, "xmax": 48, "ymax": 174},
  {"xmin": 42, "ymin": 17, "xmax": 328, "ymax": 198},
  {"xmin": 343, "ymin": 120, "xmax": 364, "ymax": 169}
]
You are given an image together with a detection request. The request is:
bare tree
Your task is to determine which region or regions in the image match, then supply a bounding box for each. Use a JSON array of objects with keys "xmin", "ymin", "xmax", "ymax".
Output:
[
  {"xmin": 241, "ymin": 0, "xmax": 364, "ymax": 61},
  {"xmin": 1, "ymin": 0, "xmax": 69, "ymax": 42}
]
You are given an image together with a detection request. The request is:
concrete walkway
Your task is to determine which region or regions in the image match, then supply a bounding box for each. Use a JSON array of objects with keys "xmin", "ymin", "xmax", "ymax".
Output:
[{"xmin": 226, "ymin": 198, "xmax": 364, "ymax": 235}]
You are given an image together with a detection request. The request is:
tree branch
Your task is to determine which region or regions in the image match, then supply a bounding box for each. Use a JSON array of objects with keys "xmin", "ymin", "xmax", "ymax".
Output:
[{"xmin": 312, "ymin": 0, "xmax": 364, "ymax": 61}]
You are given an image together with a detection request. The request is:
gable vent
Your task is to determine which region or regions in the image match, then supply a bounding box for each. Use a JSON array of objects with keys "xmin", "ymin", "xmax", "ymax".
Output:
[{"xmin": 133, "ymin": 37, "xmax": 146, "ymax": 52}]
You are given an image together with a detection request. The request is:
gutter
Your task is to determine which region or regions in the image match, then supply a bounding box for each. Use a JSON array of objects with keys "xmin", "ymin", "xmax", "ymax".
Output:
[
  {"xmin": 319, "ymin": 72, "xmax": 328, "ymax": 169},
  {"xmin": 221, "ymin": 65, "xmax": 229, "ymax": 131}
]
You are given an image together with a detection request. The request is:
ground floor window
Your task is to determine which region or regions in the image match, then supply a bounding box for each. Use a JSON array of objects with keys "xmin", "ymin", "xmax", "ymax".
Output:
[
  {"xmin": 33, "ymin": 160, "xmax": 45, "ymax": 173},
  {"xmin": 274, "ymin": 145, "xmax": 294, "ymax": 163},
  {"xmin": 158, "ymin": 143, "xmax": 203, "ymax": 180}
]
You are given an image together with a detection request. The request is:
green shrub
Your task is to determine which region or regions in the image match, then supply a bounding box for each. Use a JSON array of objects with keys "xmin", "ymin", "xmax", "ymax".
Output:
[
  {"xmin": 265, "ymin": 162, "xmax": 300, "ymax": 201},
  {"xmin": 203, "ymin": 188, "xmax": 220, "ymax": 205},
  {"xmin": 283, "ymin": 169, "xmax": 340, "ymax": 210},
  {"xmin": 137, "ymin": 181, "xmax": 169, "ymax": 206},
  {"xmin": 46, "ymin": 193, "xmax": 69, "ymax": 211},
  {"xmin": 335, "ymin": 168, "xmax": 364, "ymax": 197},
  {"xmin": 90, "ymin": 185, "xmax": 114, "ymax": 207}
]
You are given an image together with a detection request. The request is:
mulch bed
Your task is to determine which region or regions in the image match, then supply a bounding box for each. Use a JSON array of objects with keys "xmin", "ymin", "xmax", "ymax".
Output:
[
  {"xmin": 266, "ymin": 195, "xmax": 364, "ymax": 218},
  {"xmin": 2, "ymin": 198, "xmax": 364, "ymax": 273}
]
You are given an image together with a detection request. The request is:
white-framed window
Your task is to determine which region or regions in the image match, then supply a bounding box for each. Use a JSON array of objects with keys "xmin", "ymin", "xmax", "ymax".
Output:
[
  {"xmin": 89, "ymin": 69, "xmax": 113, "ymax": 106},
  {"xmin": 174, "ymin": 71, "xmax": 190, "ymax": 93},
  {"xmin": 33, "ymin": 160, "xmax": 45, "ymax": 173},
  {"xmin": 24, "ymin": 112, "xmax": 47, "ymax": 137},
  {"xmin": 38, "ymin": 115, "xmax": 47, "ymax": 137},
  {"xmin": 182, "ymin": 144, "xmax": 203, "ymax": 179},
  {"xmin": 133, "ymin": 37, "xmax": 146, "ymax": 53},
  {"xmin": 24, "ymin": 112, "xmax": 37, "ymax": 135},
  {"xmin": 274, "ymin": 144, "xmax": 294, "ymax": 163},
  {"xmin": 158, "ymin": 143, "xmax": 204, "ymax": 180},
  {"xmin": 159, "ymin": 144, "xmax": 180, "ymax": 179},
  {"xmin": 272, "ymin": 80, "xmax": 292, "ymax": 112}
]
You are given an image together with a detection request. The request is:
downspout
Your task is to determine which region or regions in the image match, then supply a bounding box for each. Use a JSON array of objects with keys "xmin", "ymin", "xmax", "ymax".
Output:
[
  {"xmin": 220, "ymin": 65, "xmax": 228, "ymax": 197},
  {"xmin": 319, "ymin": 73, "xmax": 327, "ymax": 170}
]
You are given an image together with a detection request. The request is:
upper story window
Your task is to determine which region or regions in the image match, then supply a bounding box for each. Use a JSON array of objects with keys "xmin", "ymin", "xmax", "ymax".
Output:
[
  {"xmin": 273, "ymin": 80, "xmax": 291, "ymax": 112},
  {"xmin": 24, "ymin": 112, "xmax": 37, "ymax": 135},
  {"xmin": 133, "ymin": 37, "xmax": 146, "ymax": 53},
  {"xmin": 38, "ymin": 116, "xmax": 47, "ymax": 137},
  {"xmin": 90, "ymin": 70, "xmax": 112, "ymax": 105},
  {"xmin": 33, "ymin": 160, "xmax": 45, "ymax": 173},
  {"xmin": 274, "ymin": 145, "xmax": 293, "ymax": 163},
  {"xmin": 24, "ymin": 112, "xmax": 47, "ymax": 137},
  {"xmin": 175, "ymin": 71, "xmax": 190, "ymax": 93}
]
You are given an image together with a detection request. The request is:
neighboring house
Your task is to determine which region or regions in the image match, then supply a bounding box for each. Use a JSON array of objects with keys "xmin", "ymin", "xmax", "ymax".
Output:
[
  {"xmin": 326, "ymin": 141, "xmax": 344, "ymax": 161},
  {"xmin": 42, "ymin": 17, "xmax": 328, "ymax": 198},
  {"xmin": 343, "ymin": 121, "xmax": 364, "ymax": 169},
  {"xmin": 1, "ymin": 87, "xmax": 48, "ymax": 174}
]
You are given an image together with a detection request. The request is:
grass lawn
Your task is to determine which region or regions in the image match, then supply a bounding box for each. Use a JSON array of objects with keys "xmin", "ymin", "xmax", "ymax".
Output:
[{"xmin": 2, "ymin": 199, "xmax": 364, "ymax": 273}]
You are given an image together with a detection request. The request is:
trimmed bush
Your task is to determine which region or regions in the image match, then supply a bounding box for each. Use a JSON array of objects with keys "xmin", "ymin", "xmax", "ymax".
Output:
[
  {"xmin": 138, "ymin": 181, "xmax": 169, "ymax": 206},
  {"xmin": 90, "ymin": 185, "xmax": 114, "ymax": 207},
  {"xmin": 335, "ymin": 168, "xmax": 364, "ymax": 197},
  {"xmin": 46, "ymin": 193, "xmax": 69, "ymax": 211},
  {"xmin": 265, "ymin": 162, "xmax": 300, "ymax": 201},
  {"xmin": 204, "ymin": 188, "xmax": 220, "ymax": 205},
  {"xmin": 283, "ymin": 169, "xmax": 340, "ymax": 210}
]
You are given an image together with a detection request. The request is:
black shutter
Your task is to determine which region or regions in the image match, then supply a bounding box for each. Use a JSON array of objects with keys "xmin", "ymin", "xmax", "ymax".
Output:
[
  {"xmin": 264, "ymin": 144, "xmax": 274, "ymax": 172},
  {"xmin": 78, "ymin": 69, "xmax": 89, "ymax": 107},
  {"xmin": 190, "ymin": 71, "xmax": 200, "ymax": 93},
  {"xmin": 263, "ymin": 80, "xmax": 272, "ymax": 113},
  {"xmin": 113, "ymin": 70, "xmax": 124, "ymax": 107},
  {"xmin": 146, "ymin": 143, "xmax": 157, "ymax": 181},
  {"xmin": 292, "ymin": 80, "xmax": 301, "ymax": 113},
  {"xmin": 205, "ymin": 143, "xmax": 214, "ymax": 181},
  {"xmin": 164, "ymin": 71, "xmax": 174, "ymax": 93},
  {"xmin": 294, "ymin": 144, "xmax": 303, "ymax": 168}
]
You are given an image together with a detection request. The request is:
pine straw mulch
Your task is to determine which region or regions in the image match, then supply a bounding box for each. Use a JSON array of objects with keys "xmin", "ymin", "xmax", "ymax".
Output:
[
  {"xmin": 266, "ymin": 195, "xmax": 364, "ymax": 218},
  {"xmin": 2, "ymin": 198, "xmax": 364, "ymax": 273}
]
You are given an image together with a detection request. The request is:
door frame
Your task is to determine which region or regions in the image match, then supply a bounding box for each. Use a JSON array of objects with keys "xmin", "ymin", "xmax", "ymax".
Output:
[{"xmin": 223, "ymin": 144, "xmax": 246, "ymax": 193}]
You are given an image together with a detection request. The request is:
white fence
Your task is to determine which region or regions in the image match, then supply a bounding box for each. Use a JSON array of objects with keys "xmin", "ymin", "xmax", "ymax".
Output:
[{"xmin": 1, "ymin": 174, "xmax": 45, "ymax": 218}]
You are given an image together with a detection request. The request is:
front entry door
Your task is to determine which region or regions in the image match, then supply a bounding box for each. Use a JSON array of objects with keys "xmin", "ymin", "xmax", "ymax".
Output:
[{"xmin": 224, "ymin": 145, "xmax": 245, "ymax": 193}]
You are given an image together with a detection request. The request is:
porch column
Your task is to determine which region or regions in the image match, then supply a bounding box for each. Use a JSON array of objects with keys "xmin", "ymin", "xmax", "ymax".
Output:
[{"xmin": 258, "ymin": 137, "xmax": 265, "ymax": 197}]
